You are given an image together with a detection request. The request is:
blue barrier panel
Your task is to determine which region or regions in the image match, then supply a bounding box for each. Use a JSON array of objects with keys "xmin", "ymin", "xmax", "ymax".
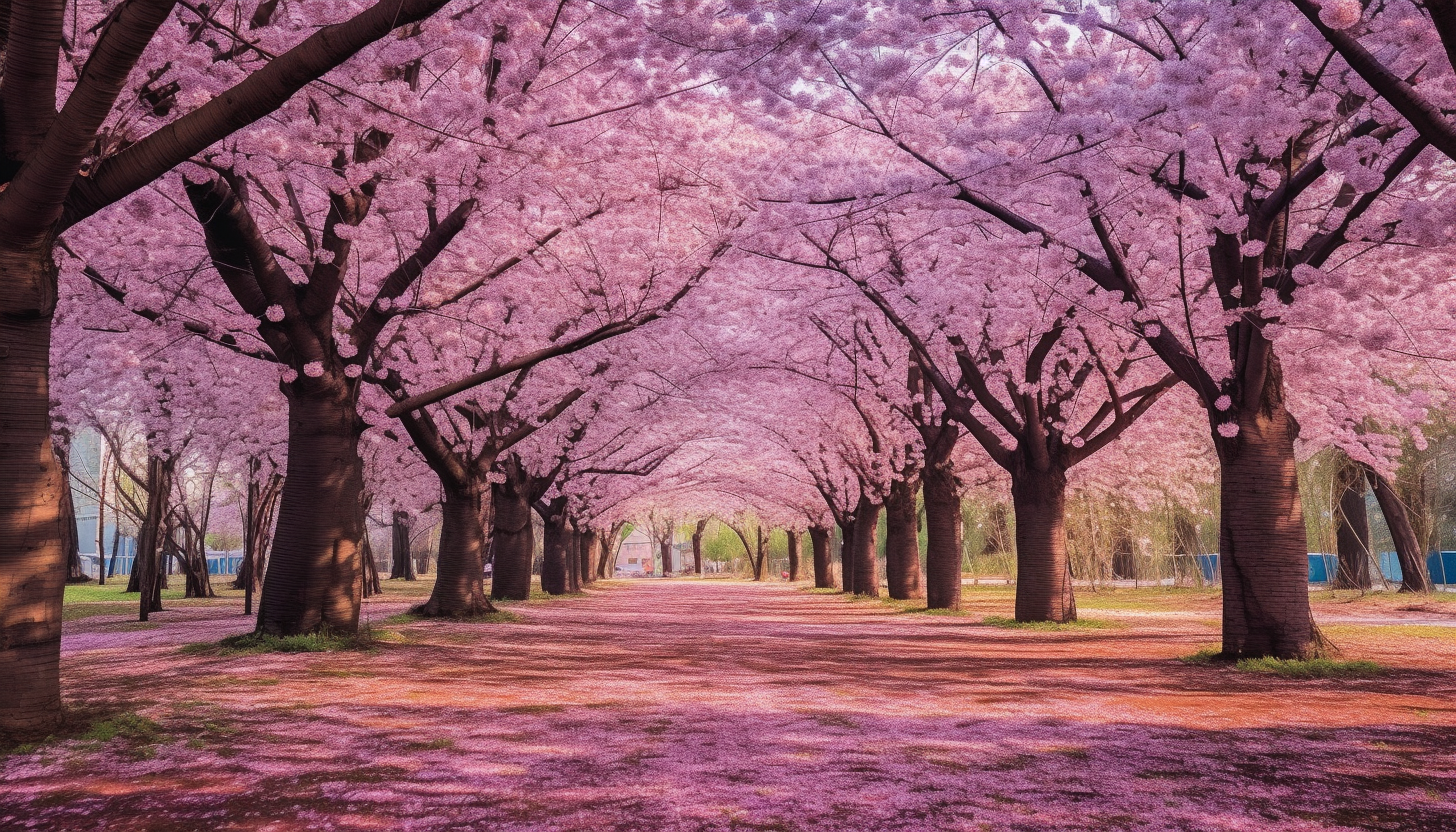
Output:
[
  {"xmin": 1195, "ymin": 553, "xmax": 1219, "ymax": 583},
  {"xmin": 1378, "ymin": 552, "xmax": 1403, "ymax": 583},
  {"xmin": 1308, "ymin": 553, "xmax": 1339, "ymax": 583},
  {"xmin": 1428, "ymin": 551, "xmax": 1456, "ymax": 586}
]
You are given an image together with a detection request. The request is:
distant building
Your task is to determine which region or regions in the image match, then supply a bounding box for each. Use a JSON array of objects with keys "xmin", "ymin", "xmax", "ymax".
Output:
[{"xmin": 615, "ymin": 528, "xmax": 655, "ymax": 576}]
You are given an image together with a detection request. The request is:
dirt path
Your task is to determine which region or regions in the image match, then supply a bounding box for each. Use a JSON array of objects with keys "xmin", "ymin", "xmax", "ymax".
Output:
[{"xmin": 5, "ymin": 580, "xmax": 1456, "ymax": 831}]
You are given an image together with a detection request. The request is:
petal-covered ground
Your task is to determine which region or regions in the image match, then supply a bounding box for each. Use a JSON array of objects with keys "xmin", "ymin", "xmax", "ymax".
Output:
[{"xmin": 4, "ymin": 580, "xmax": 1456, "ymax": 831}]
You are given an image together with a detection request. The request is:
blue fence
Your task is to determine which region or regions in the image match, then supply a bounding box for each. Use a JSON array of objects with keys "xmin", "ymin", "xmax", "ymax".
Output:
[{"xmin": 85, "ymin": 550, "xmax": 244, "ymax": 578}]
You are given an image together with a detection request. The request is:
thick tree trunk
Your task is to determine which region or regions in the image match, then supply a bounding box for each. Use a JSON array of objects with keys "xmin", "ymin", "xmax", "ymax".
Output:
[
  {"xmin": 691, "ymin": 519, "xmax": 707, "ymax": 574},
  {"xmin": 659, "ymin": 538, "xmax": 673, "ymax": 574},
  {"xmin": 360, "ymin": 529, "xmax": 381, "ymax": 598},
  {"xmin": 416, "ymin": 482, "xmax": 495, "ymax": 616},
  {"xmin": 754, "ymin": 527, "xmax": 768, "ymax": 581},
  {"xmin": 540, "ymin": 507, "xmax": 569, "ymax": 595},
  {"xmin": 808, "ymin": 526, "xmax": 833, "ymax": 589},
  {"xmin": 580, "ymin": 529, "xmax": 597, "ymax": 586},
  {"xmin": 55, "ymin": 443, "xmax": 88, "ymax": 583},
  {"xmin": 838, "ymin": 519, "xmax": 856, "ymax": 594},
  {"xmin": 1366, "ymin": 465, "xmax": 1433, "ymax": 592},
  {"xmin": 1333, "ymin": 459, "xmax": 1372, "ymax": 590},
  {"xmin": 566, "ymin": 526, "xmax": 582, "ymax": 593},
  {"xmin": 851, "ymin": 495, "xmax": 881, "ymax": 598},
  {"xmin": 490, "ymin": 478, "xmax": 534, "ymax": 601},
  {"xmin": 0, "ymin": 251, "xmax": 67, "ymax": 738},
  {"xmin": 134, "ymin": 455, "xmax": 175, "ymax": 621},
  {"xmin": 389, "ymin": 510, "xmax": 416, "ymax": 580},
  {"xmin": 256, "ymin": 387, "xmax": 366, "ymax": 636},
  {"xmin": 922, "ymin": 460, "xmax": 962, "ymax": 609},
  {"xmin": 1011, "ymin": 465, "xmax": 1075, "ymax": 623},
  {"xmin": 178, "ymin": 521, "xmax": 216, "ymax": 599},
  {"xmin": 885, "ymin": 477, "xmax": 921, "ymax": 600},
  {"xmin": 1216, "ymin": 397, "xmax": 1315, "ymax": 658},
  {"xmin": 786, "ymin": 530, "xmax": 801, "ymax": 581}
]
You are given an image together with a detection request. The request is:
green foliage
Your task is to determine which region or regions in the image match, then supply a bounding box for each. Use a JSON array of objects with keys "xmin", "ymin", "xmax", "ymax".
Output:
[
  {"xmin": 1235, "ymin": 657, "xmax": 1385, "ymax": 679},
  {"xmin": 183, "ymin": 628, "xmax": 382, "ymax": 656},
  {"xmin": 981, "ymin": 615, "xmax": 1118, "ymax": 631},
  {"xmin": 82, "ymin": 712, "xmax": 162, "ymax": 744},
  {"xmin": 1180, "ymin": 648, "xmax": 1385, "ymax": 679}
]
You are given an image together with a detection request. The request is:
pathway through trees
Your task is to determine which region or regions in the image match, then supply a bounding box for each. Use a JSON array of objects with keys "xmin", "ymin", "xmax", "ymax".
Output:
[{"xmin": 5, "ymin": 581, "xmax": 1456, "ymax": 831}]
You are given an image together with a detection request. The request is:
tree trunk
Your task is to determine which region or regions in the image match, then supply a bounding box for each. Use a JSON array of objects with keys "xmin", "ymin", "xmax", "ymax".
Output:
[
  {"xmin": 0, "ymin": 247, "xmax": 67, "ymax": 737},
  {"xmin": 416, "ymin": 482, "xmax": 495, "ymax": 616},
  {"xmin": 1333, "ymin": 458, "xmax": 1372, "ymax": 590},
  {"xmin": 256, "ymin": 387, "xmax": 366, "ymax": 636},
  {"xmin": 808, "ymin": 526, "xmax": 833, "ymax": 589},
  {"xmin": 851, "ymin": 496, "xmax": 881, "ymax": 597},
  {"xmin": 1216, "ymin": 396, "xmax": 1315, "ymax": 658},
  {"xmin": 179, "ymin": 519, "xmax": 216, "ymax": 599},
  {"xmin": 786, "ymin": 530, "xmax": 801, "ymax": 581},
  {"xmin": 692, "ymin": 519, "xmax": 707, "ymax": 574},
  {"xmin": 1366, "ymin": 465, "xmax": 1432, "ymax": 592},
  {"xmin": 96, "ymin": 450, "xmax": 110, "ymax": 587},
  {"xmin": 1010, "ymin": 464, "xmax": 1075, "ymax": 623},
  {"xmin": 922, "ymin": 459, "xmax": 962, "ymax": 610},
  {"xmin": 240, "ymin": 463, "xmax": 281, "ymax": 615},
  {"xmin": 360, "ymin": 528, "xmax": 381, "ymax": 598},
  {"xmin": 659, "ymin": 538, "xmax": 673, "ymax": 574},
  {"xmin": 885, "ymin": 477, "xmax": 922, "ymax": 599},
  {"xmin": 566, "ymin": 525, "xmax": 582, "ymax": 593},
  {"xmin": 490, "ymin": 476, "xmax": 534, "ymax": 601},
  {"xmin": 134, "ymin": 455, "xmax": 175, "ymax": 621},
  {"xmin": 540, "ymin": 506, "xmax": 569, "ymax": 596},
  {"xmin": 55, "ymin": 442, "xmax": 88, "ymax": 583},
  {"xmin": 389, "ymin": 510, "xmax": 416, "ymax": 580},
  {"xmin": 754, "ymin": 526, "xmax": 768, "ymax": 581},
  {"xmin": 580, "ymin": 529, "xmax": 597, "ymax": 586},
  {"xmin": 838, "ymin": 519, "xmax": 856, "ymax": 594}
]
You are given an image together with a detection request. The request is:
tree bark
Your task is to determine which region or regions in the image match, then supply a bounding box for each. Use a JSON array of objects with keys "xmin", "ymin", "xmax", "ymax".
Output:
[
  {"xmin": 389, "ymin": 510, "xmax": 416, "ymax": 580},
  {"xmin": 415, "ymin": 482, "xmax": 495, "ymax": 616},
  {"xmin": 96, "ymin": 449, "xmax": 110, "ymax": 586},
  {"xmin": 490, "ymin": 473, "xmax": 534, "ymax": 601},
  {"xmin": 1333, "ymin": 458, "xmax": 1372, "ymax": 590},
  {"xmin": 851, "ymin": 495, "xmax": 881, "ymax": 598},
  {"xmin": 659, "ymin": 537, "xmax": 673, "ymax": 575},
  {"xmin": 885, "ymin": 477, "xmax": 922, "ymax": 599},
  {"xmin": 0, "ymin": 249, "xmax": 67, "ymax": 737},
  {"xmin": 540, "ymin": 502, "xmax": 569, "ymax": 596},
  {"xmin": 808, "ymin": 526, "xmax": 833, "ymax": 589},
  {"xmin": 580, "ymin": 529, "xmax": 597, "ymax": 586},
  {"xmin": 838, "ymin": 519, "xmax": 856, "ymax": 594},
  {"xmin": 922, "ymin": 459, "xmax": 962, "ymax": 609},
  {"xmin": 54, "ymin": 440, "xmax": 88, "ymax": 583},
  {"xmin": 256, "ymin": 386, "xmax": 366, "ymax": 635},
  {"xmin": 754, "ymin": 526, "xmax": 768, "ymax": 581},
  {"xmin": 786, "ymin": 530, "xmax": 801, "ymax": 581},
  {"xmin": 1010, "ymin": 465, "xmax": 1075, "ymax": 623},
  {"xmin": 134, "ymin": 454, "xmax": 175, "ymax": 621},
  {"xmin": 1216, "ymin": 396, "xmax": 1315, "ymax": 658},
  {"xmin": 566, "ymin": 525, "xmax": 582, "ymax": 593},
  {"xmin": 691, "ymin": 519, "xmax": 707, "ymax": 575},
  {"xmin": 1366, "ymin": 464, "xmax": 1433, "ymax": 593}
]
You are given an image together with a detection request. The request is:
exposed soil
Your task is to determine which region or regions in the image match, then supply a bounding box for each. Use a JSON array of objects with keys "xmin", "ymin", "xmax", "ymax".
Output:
[{"xmin": 4, "ymin": 580, "xmax": 1455, "ymax": 831}]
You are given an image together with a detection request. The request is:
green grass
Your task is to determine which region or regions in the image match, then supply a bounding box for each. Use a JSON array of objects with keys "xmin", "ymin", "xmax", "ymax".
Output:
[
  {"xmin": 404, "ymin": 738, "xmax": 456, "ymax": 751},
  {"xmin": 1235, "ymin": 657, "xmax": 1385, "ymax": 679},
  {"xmin": 82, "ymin": 712, "xmax": 162, "ymax": 744},
  {"xmin": 802, "ymin": 587, "xmax": 843, "ymax": 595},
  {"xmin": 981, "ymin": 615, "xmax": 1118, "ymax": 631},
  {"xmin": 181, "ymin": 628, "xmax": 384, "ymax": 656},
  {"xmin": 63, "ymin": 581, "xmax": 244, "ymax": 604},
  {"xmin": 1180, "ymin": 648, "xmax": 1385, "ymax": 679},
  {"xmin": 382, "ymin": 609, "xmax": 523, "ymax": 625}
]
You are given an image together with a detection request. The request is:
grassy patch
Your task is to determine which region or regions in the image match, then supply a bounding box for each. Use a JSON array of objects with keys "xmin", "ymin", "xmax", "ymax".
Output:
[
  {"xmin": 404, "ymin": 737, "xmax": 456, "ymax": 751},
  {"xmin": 500, "ymin": 704, "xmax": 567, "ymax": 715},
  {"xmin": 383, "ymin": 609, "xmax": 523, "ymax": 625},
  {"xmin": 1180, "ymin": 648, "xmax": 1385, "ymax": 679},
  {"xmin": 1236, "ymin": 657, "xmax": 1385, "ymax": 679},
  {"xmin": 82, "ymin": 712, "xmax": 162, "ymax": 744},
  {"xmin": 61, "ymin": 602, "xmax": 135, "ymax": 621},
  {"xmin": 981, "ymin": 615, "xmax": 1118, "ymax": 631},
  {"xmin": 182, "ymin": 628, "xmax": 383, "ymax": 656}
]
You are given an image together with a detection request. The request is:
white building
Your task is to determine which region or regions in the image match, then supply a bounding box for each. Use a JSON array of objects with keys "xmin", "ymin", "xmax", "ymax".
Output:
[{"xmin": 615, "ymin": 528, "xmax": 657, "ymax": 576}]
